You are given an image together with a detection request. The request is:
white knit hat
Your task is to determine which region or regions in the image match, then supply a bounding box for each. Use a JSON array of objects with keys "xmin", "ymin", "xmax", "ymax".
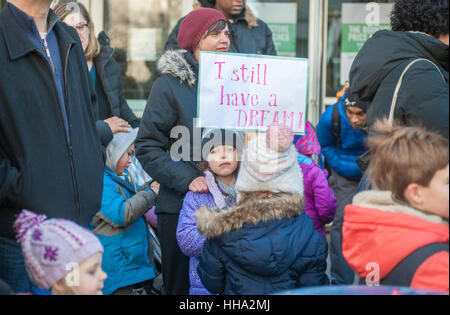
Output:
[
  {"xmin": 235, "ymin": 125, "xmax": 303, "ymax": 196},
  {"xmin": 106, "ymin": 128, "xmax": 137, "ymax": 171}
]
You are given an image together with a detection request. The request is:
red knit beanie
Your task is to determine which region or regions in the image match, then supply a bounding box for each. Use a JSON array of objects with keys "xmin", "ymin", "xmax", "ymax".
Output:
[{"xmin": 178, "ymin": 8, "xmax": 227, "ymax": 52}]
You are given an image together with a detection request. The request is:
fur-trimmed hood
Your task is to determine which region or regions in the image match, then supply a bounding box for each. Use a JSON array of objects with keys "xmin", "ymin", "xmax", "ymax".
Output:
[
  {"xmin": 157, "ymin": 49, "xmax": 197, "ymax": 86},
  {"xmin": 195, "ymin": 192, "xmax": 329, "ymax": 281},
  {"xmin": 196, "ymin": 193, "xmax": 304, "ymax": 239}
]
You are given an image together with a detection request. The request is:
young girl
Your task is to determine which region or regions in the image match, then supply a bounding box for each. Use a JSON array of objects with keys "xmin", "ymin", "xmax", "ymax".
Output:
[
  {"xmin": 342, "ymin": 119, "xmax": 449, "ymax": 292},
  {"xmin": 89, "ymin": 128, "xmax": 158, "ymax": 295},
  {"xmin": 196, "ymin": 125, "xmax": 329, "ymax": 295},
  {"xmin": 14, "ymin": 210, "xmax": 106, "ymax": 295},
  {"xmin": 296, "ymin": 152, "xmax": 337, "ymax": 237},
  {"xmin": 176, "ymin": 129, "xmax": 242, "ymax": 295}
]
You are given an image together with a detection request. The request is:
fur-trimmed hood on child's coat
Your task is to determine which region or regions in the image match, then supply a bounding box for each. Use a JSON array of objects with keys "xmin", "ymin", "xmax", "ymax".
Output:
[
  {"xmin": 195, "ymin": 192, "xmax": 330, "ymax": 294},
  {"xmin": 196, "ymin": 193, "xmax": 304, "ymax": 238}
]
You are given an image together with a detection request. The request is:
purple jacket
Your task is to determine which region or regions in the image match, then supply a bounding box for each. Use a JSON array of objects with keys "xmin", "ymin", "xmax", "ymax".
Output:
[
  {"xmin": 298, "ymin": 155, "xmax": 337, "ymax": 237},
  {"xmin": 176, "ymin": 172, "xmax": 234, "ymax": 295}
]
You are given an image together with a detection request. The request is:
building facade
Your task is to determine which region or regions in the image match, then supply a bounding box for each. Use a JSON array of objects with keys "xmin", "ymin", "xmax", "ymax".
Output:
[{"xmin": 1, "ymin": 0, "xmax": 395, "ymax": 124}]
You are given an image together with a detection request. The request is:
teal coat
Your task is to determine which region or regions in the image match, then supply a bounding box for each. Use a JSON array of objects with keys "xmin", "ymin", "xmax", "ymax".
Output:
[{"xmin": 88, "ymin": 168, "xmax": 156, "ymax": 295}]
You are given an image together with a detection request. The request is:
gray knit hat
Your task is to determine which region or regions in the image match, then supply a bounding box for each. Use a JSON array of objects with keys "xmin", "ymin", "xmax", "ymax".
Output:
[{"xmin": 106, "ymin": 128, "xmax": 137, "ymax": 171}]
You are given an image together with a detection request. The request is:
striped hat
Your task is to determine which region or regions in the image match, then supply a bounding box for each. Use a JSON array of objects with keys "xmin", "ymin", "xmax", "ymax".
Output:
[{"xmin": 293, "ymin": 121, "xmax": 322, "ymax": 156}]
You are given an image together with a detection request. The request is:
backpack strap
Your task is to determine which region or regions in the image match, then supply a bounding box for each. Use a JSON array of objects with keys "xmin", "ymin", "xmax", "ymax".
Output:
[
  {"xmin": 388, "ymin": 58, "xmax": 446, "ymax": 126},
  {"xmin": 381, "ymin": 242, "xmax": 449, "ymax": 287},
  {"xmin": 331, "ymin": 102, "xmax": 341, "ymax": 149}
]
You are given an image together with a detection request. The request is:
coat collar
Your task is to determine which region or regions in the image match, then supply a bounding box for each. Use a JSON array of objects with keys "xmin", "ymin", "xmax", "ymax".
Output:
[
  {"xmin": 196, "ymin": 193, "xmax": 304, "ymax": 239},
  {"xmin": 105, "ymin": 167, "xmax": 137, "ymax": 194},
  {"xmin": 234, "ymin": 5, "xmax": 258, "ymax": 28},
  {"xmin": 0, "ymin": 4, "xmax": 76, "ymax": 61}
]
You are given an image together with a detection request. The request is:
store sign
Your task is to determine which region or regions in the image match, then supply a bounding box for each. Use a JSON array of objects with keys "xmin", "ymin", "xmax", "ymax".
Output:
[
  {"xmin": 341, "ymin": 3, "xmax": 393, "ymax": 85},
  {"xmin": 197, "ymin": 52, "xmax": 309, "ymax": 135},
  {"xmin": 247, "ymin": 2, "xmax": 297, "ymax": 57}
]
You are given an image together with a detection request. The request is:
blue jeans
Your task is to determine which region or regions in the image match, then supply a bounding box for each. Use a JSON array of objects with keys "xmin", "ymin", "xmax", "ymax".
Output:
[{"xmin": 0, "ymin": 236, "xmax": 32, "ymax": 293}]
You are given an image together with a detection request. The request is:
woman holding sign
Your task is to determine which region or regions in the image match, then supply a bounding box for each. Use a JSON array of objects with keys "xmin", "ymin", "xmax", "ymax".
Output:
[{"xmin": 135, "ymin": 8, "xmax": 230, "ymax": 295}]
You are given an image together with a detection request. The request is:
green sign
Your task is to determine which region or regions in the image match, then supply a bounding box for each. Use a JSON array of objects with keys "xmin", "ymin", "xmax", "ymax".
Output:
[
  {"xmin": 247, "ymin": 2, "xmax": 297, "ymax": 57},
  {"xmin": 342, "ymin": 23, "xmax": 390, "ymax": 52},
  {"xmin": 340, "ymin": 3, "xmax": 393, "ymax": 85}
]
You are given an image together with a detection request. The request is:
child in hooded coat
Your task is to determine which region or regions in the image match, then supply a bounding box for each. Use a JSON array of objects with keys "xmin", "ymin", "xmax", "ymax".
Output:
[
  {"xmin": 342, "ymin": 120, "xmax": 449, "ymax": 292},
  {"xmin": 196, "ymin": 125, "xmax": 329, "ymax": 295},
  {"xmin": 176, "ymin": 129, "xmax": 242, "ymax": 295},
  {"xmin": 88, "ymin": 128, "xmax": 158, "ymax": 295}
]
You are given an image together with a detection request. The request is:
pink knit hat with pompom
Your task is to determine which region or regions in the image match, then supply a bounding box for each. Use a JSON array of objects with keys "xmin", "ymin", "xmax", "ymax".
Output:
[
  {"xmin": 235, "ymin": 124, "xmax": 303, "ymax": 196},
  {"xmin": 14, "ymin": 210, "xmax": 103, "ymax": 291}
]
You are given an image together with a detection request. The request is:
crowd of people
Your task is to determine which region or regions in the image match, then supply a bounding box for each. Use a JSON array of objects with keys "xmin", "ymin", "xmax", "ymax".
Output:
[{"xmin": 0, "ymin": 0, "xmax": 448, "ymax": 296}]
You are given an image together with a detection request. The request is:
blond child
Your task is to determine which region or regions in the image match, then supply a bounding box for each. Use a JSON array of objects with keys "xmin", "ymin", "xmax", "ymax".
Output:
[{"xmin": 14, "ymin": 210, "xmax": 106, "ymax": 295}]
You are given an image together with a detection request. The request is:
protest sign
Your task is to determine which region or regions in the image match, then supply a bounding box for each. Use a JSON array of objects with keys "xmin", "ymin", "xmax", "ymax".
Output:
[{"xmin": 197, "ymin": 52, "xmax": 309, "ymax": 135}]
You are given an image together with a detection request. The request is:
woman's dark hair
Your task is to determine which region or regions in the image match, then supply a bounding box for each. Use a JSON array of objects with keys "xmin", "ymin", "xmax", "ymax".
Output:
[
  {"xmin": 202, "ymin": 19, "xmax": 229, "ymax": 39},
  {"xmin": 391, "ymin": 0, "xmax": 449, "ymax": 37}
]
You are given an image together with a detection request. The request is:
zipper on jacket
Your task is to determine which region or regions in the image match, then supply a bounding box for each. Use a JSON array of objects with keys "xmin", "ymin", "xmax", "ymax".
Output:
[
  {"xmin": 64, "ymin": 43, "xmax": 82, "ymax": 222},
  {"xmin": 42, "ymin": 37, "xmax": 55, "ymax": 73}
]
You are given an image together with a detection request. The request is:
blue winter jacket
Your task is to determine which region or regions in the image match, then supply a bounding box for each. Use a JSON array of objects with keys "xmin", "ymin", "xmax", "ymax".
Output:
[
  {"xmin": 316, "ymin": 94, "xmax": 367, "ymax": 180},
  {"xmin": 196, "ymin": 194, "xmax": 329, "ymax": 295},
  {"xmin": 88, "ymin": 168, "xmax": 156, "ymax": 295}
]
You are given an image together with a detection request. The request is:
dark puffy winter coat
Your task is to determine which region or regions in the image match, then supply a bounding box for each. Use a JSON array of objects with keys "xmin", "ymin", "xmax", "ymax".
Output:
[
  {"xmin": 135, "ymin": 50, "xmax": 202, "ymax": 214},
  {"xmin": 93, "ymin": 34, "xmax": 140, "ymax": 128},
  {"xmin": 350, "ymin": 30, "xmax": 449, "ymax": 139},
  {"xmin": 165, "ymin": 5, "xmax": 276, "ymax": 56},
  {"xmin": 196, "ymin": 194, "xmax": 329, "ymax": 295},
  {"xmin": 0, "ymin": 6, "xmax": 104, "ymax": 238}
]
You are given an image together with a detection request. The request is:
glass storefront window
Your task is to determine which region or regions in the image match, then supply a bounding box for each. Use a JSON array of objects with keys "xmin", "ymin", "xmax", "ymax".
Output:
[
  {"xmin": 101, "ymin": 0, "xmax": 310, "ymax": 116},
  {"xmin": 326, "ymin": 0, "xmax": 395, "ymax": 99}
]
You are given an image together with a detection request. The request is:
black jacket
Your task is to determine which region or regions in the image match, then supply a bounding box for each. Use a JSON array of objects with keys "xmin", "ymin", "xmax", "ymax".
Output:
[
  {"xmin": 350, "ymin": 30, "xmax": 449, "ymax": 139},
  {"xmin": 164, "ymin": 6, "xmax": 277, "ymax": 56},
  {"xmin": 135, "ymin": 50, "xmax": 202, "ymax": 215},
  {"xmin": 93, "ymin": 34, "xmax": 140, "ymax": 128},
  {"xmin": 0, "ymin": 6, "xmax": 105, "ymax": 238}
]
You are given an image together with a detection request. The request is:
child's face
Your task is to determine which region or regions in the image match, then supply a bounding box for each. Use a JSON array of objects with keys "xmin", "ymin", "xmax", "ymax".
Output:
[
  {"xmin": 52, "ymin": 252, "xmax": 107, "ymax": 295},
  {"xmin": 76, "ymin": 252, "xmax": 107, "ymax": 295},
  {"xmin": 419, "ymin": 164, "xmax": 449, "ymax": 219},
  {"xmin": 207, "ymin": 145, "xmax": 238, "ymax": 178},
  {"xmin": 115, "ymin": 144, "xmax": 134, "ymax": 176}
]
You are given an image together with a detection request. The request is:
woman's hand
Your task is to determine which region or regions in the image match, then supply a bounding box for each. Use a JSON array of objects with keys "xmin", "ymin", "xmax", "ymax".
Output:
[{"xmin": 189, "ymin": 176, "xmax": 208, "ymax": 193}]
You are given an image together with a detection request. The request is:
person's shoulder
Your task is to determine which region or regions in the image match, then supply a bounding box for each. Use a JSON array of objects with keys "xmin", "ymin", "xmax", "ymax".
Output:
[{"xmin": 255, "ymin": 17, "xmax": 270, "ymax": 29}]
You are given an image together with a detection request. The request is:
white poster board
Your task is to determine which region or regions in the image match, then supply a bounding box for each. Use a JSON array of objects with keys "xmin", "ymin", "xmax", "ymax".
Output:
[{"xmin": 197, "ymin": 52, "xmax": 309, "ymax": 135}]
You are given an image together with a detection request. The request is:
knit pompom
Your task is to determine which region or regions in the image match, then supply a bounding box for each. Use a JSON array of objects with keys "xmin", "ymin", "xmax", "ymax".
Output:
[
  {"xmin": 266, "ymin": 124, "xmax": 294, "ymax": 152},
  {"xmin": 14, "ymin": 210, "xmax": 47, "ymax": 243}
]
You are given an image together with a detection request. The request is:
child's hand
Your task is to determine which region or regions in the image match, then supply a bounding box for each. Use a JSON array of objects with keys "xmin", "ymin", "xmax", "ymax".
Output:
[
  {"xmin": 189, "ymin": 176, "xmax": 209, "ymax": 193},
  {"xmin": 150, "ymin": 181, "xmax": 160, "ymax": 195}
]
